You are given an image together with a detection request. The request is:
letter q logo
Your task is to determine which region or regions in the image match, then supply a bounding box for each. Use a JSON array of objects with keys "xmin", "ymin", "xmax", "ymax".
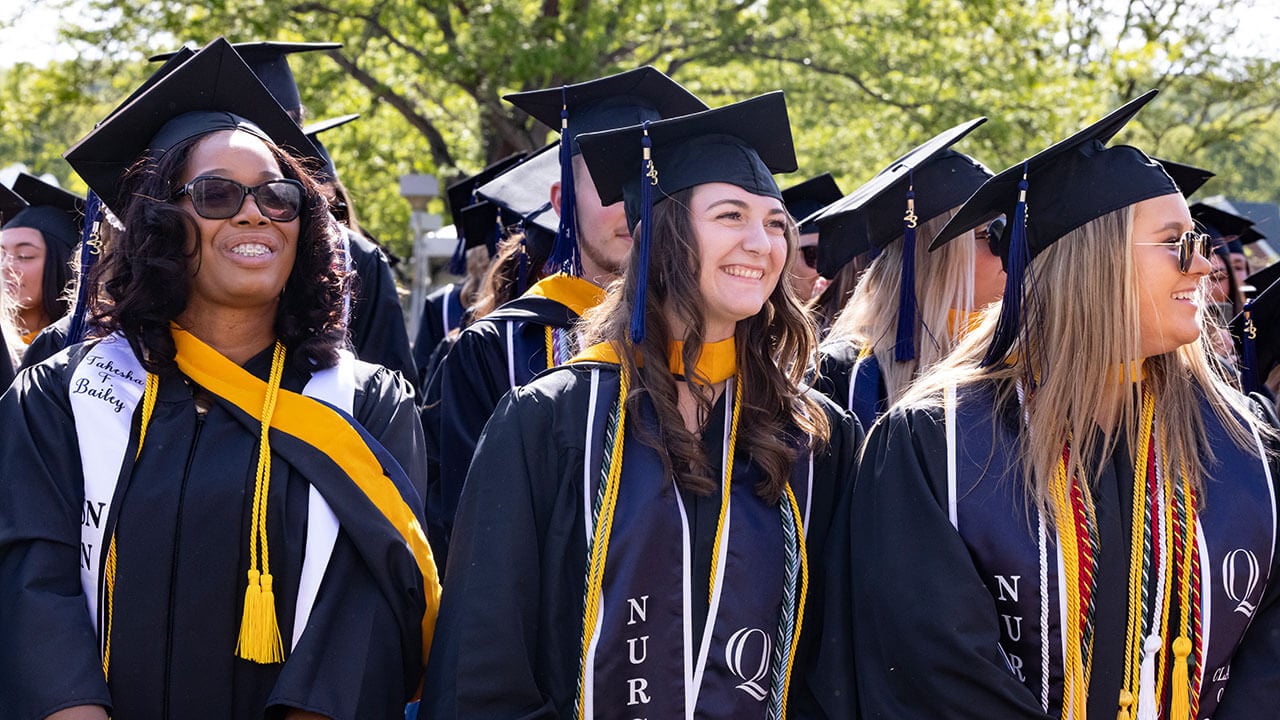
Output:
[
  {"xmin": 1223, "ymin": 548, "xmax": 1261, "ymax": 617},
  {"xmin": 725, "ymin": 627, "xmax": 771, "ymax": 701}
]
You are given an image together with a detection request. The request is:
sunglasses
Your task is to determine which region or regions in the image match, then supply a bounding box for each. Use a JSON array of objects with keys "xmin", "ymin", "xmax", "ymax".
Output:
[
  {"xmin": 173, "ymin": 175, "xmax": 305, "ymax": 222},
  {"xmin": 1134, "ymin": 231, "xmax": 1213, "ymax": 274},
  {"xmin": 799, "ymin": 244, "xmax": 819, "ymax": 269}
]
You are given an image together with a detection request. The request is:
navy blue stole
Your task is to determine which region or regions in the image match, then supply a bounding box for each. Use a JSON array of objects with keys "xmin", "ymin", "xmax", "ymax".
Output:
[
  {"xmin": 584, "ymin": 389, "xmax": 811, "ymax": 719},
  {"xmin": 949, "ymin": 384, "xmax": 1276, "ymax": 716},
  {"xmin": 848, "ymin": 351, "xmax": 887, "ymax": 430}
]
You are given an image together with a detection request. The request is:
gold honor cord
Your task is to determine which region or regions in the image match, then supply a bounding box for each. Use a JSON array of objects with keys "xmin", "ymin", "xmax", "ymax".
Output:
[
  {"xmin": 169, "ymin": 328, "xmax": 441, "ymax": 666},
  {"xmin": 1051, "ymin": 440, "xmax": 1090, "ymax": 715},
  {"xmin": 1118, "ymin": 388, "xmax": 1156, "ymax": 720},
  {"xmin": 706, "ymin": 377, "xmax": 743, "ymax": 603}
]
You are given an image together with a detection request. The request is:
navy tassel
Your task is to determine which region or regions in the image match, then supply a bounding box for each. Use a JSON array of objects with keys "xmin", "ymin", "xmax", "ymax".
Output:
[
  {"xmin": 447, "ymin": 235, "xmax": 467, "ymax": 275},
  {"xmin": 1241, "ymin": 303, "xmax": 1261, "ymax": 394},
  {"xmin": 894, "ymin": 174, "xmax": 918, "ymax": 362},
  {"xmin": 545, "ymin": 88, "xmax": 578, "ymax": 275},
  {"xmin": 65, "ymin": 191, "xmax": 102, "ymax": 347},
  {"xmin": 487, "ymin": 210, "xmax": 502, "ymax": 257},
  {"xmin": 629, "ymin": 123, "xmax": 655, "ymax": 344},
  {"xmin": 982, "ymin": 162, "xmax": 1031, "ymax": 369}
]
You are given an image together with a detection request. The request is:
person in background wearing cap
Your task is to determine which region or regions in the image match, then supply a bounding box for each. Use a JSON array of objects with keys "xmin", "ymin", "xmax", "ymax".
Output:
[
  {"xmin": 427, "ymin": 67, "xmax": 707, "ymax": 569},
  {"xmin": 0, "ymin": 173, "xmax": 80, "ymax": 347},
  {"xmin": 152, "ymin": 40, "xmax": 418, "ymax": 383},
  {"xmin": 0, "ymin": 273, "xmax": 20, "ymax": 388},
  {"xmin": 782, "ymin": 173, "xmax": 843, "ymax": 305},
  {"xmin": 845, "ymin": 91, "xmax": 1280, "ymax": 719},
  {"xmin": 0, "ymin": 39, "xmax": 438, "ymax": 720},
  {"xmin": 420, "ymin": 92, "xmax": 860, "ymax": 719},
  {"xmin": 807, "ymin": 121, "xmax": 999, "ymax": 429}
]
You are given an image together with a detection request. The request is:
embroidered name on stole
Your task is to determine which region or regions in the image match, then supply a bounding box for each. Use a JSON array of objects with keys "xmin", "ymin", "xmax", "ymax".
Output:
[
  {"xmin": 70, "ymin": 334, "xmax": 352, "ymax": 647},
  {"xmin": 580, "ymin": 379, "xmax": 809, "ymax": 720}
]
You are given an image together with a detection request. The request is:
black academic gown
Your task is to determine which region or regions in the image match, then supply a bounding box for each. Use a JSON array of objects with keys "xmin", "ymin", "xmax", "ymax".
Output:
[
  {"xmin": 347, "ymin": 228, "xmax": 416, "ymax": 381},
  {"xmin": 812, "ymin": 339, "xmax": 886, "ymax": 431},
  {"xmin": 413, "ymin": 283, "xmax": 464, "ymax": 391},
  {"xmin": 426, "ymin": 294, "xmax": 583, "ymax": 568},
  {"xmin": 18, "ymin": 313, "xmax": 71, "ymax": 371},
  {"xmin": 420, "ymin": 363, "xmax": 862, "ymax": 719},
  {"xmin": 0, "ymin": 331, "xmax": 14, "ymax": 392},
  {"xmin": 847, "ymin": 380, "xmax": 1280, "ymax": 719},
  {"xmin": 0, "ymin": 341, "xmax": 429, "ymax": 720}
]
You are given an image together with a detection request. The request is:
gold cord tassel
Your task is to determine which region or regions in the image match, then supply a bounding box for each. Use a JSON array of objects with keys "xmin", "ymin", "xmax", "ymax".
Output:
[
  {"xmin": 235, "ymin": 342, "xmax": 287, "ymax": 664},
  {"xmin": 1117, "ymin": 689, "xmax": 1133, "ymax": 720},
  {"xmin": 1170, "ymin": 636, "xmax": 1192, "ymax": 720}
]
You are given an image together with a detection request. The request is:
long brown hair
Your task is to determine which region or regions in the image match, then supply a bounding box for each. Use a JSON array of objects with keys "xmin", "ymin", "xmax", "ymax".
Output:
[{"xmin": 579, "ymin": 187, "xmax": 830, "ymax": 504}]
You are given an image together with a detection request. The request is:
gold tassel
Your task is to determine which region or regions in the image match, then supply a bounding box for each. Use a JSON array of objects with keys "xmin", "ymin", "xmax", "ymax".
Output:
[
  {"xmin": 236, "ymin": 569, "xmax": 284, "ymax": 663},
  {"xmin": 1170, "ymin": 636, "xmax": 1192, "ymax": 720},
  {"xmin": 1117, "ymin": 688, "xmax": 1133, "ymax": 720}
]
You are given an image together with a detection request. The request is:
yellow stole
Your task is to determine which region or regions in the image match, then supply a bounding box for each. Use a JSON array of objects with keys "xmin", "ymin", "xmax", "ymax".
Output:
[
  {"xmin": 571, "ymin": 336, "xmax": 738, "ymax": 383},
  {"xmin": 522, "ymin": 272, "xmax": 607, "ymax": 316},
  {"xmin": 170, "ymin": 328, "xmax": 441, "ymax": 665}
]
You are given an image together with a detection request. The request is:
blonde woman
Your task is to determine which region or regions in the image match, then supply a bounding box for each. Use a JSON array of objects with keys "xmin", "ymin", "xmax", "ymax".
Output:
[
  {"xmin": 810, "ymin": 120, "xmax": 1002, "ymax": 428},
  {"xmin": 848, "ymin": 92, "xmax": 1280, "ymax": 719}
]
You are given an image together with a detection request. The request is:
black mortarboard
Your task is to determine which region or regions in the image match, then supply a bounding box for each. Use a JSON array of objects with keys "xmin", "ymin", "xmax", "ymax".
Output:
[
  {"xmin": 474, "ymin": 142, "xmax": 562, "ymax": 238},
  {"xmin": 1233, "ymin": 200, "xmax": 1280, "ymax": 241},
  {"xmin": 1191, "ymin": 202, "xmax": 1254, "ymax": 240},
  {"xmin": 504, "ymin": 66, "xmax": 707, "ymax": 275},
  {"xmin": 781, "ymin": 173, "xmax": 843, "ymax": 235},
  {"xmin": 1232, "ymin": 272, "xmax": 1280, "ymax": 394},
  {"xmin": 65, "ymin": 37, "xmax": 319, "ymax": 216},
  {"xmin": 151, "ymin": 41, "xmax": 340, "ymax": 116},
  {"xmin": 809, "ymin": 118, "xmax": 989, "ymax": 278},
  {"xmin": 1240, "ymin": 227, "xmax": 1266, "ymax": 246},
  {"xmin": 576, "ymin": 91, "xmax": 797, "ymax": 342},
  {"xmin": 0, "ymin": 182, "xmax": 28, "ymax": 225},
  {"xmin": 932, "ymin": 90, "xmax": 1178, "ymax": 369},
  {"xmin": 302, "ymin": 113, "xmax": 359, "ymax": 184},
  {"xmin": 1153, "ymin": 158, "xmax": 1214, "ymax": 198},
  {"xmin": 444, "ymin": 152, "xmax": 528, "ymax": 272},
  {"xmin": 4, "ymin": 173, "xmax": 84, "ymax": 253},
  {"xmin": 1246, "ymin": 261, "xmax": 1280, "ymax": 299}
]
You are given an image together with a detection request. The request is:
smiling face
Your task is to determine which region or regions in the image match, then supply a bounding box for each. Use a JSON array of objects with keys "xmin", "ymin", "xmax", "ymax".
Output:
[
  {"xmin": 176, "ymin": 129, "xmax": 300, "ymax": 319},
  {"xmin": 689, "ymin": 182, "xmax": 789, "ymax": 341},
  {"xmin": 1133, "ymin": 192, "xmax": 1210, "ymax": 360}
]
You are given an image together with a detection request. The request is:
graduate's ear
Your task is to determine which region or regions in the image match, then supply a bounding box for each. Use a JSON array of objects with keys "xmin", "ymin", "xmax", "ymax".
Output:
[{"xmin": 549, "ymin": 180, "xmax": 563, "ymax": 215}]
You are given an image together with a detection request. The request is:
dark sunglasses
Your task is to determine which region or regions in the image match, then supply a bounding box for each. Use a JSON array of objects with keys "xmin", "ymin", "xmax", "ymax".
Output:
[
  {"xmin": 799, "ymin": 244, "xmax": 819, "ymax": 269},
  {"xmin": 1134, "ymin": 230, "xmax": 1213, "ymax": 274},
  {"xmin": 978, "ymin": 216, "xmax": 1007, "ymax": 257},
  {"xmin": 173, "ymin": 175, "xmax": 305, "ymax": 222}
]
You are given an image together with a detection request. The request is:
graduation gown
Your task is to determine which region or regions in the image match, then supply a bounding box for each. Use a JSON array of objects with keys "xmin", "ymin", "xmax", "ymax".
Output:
[
  {"xmin": 18, "ymin": 313, "xmax": 71, "ymax": 371},
  {"xmin": 0, "ymin": 339, "xmax": 431, "ymax": 720},
  {"xmin": 0, "ymin": 329, "xmax": 14, "ymax": 392},
  {"xmin": 347, "ymin": 228, "xmax": 416, "ymax": 381},
  {"xmin": 813, "ymin": 339, "xmax": 886, "ymax": 430},
  {"xmin": 427, "ymin": 275, "xmax": 603, "ymax": 569},
  {"xmin": 413, "ymin": 283, "xmax": 465, "ymax": 391},
  {"xmin": 420, "ymin": 362, "xmax": 861, "ymax": 719},
  {"xmin": 848, "ymin": 380, "xmax": 1280, "ymax": 719}
]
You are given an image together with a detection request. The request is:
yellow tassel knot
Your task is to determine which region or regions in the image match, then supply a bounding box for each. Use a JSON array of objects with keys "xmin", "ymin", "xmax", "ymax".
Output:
[{"xmin": 1170, "ymin": 636, "xmax": 1193, "ymax": 720}]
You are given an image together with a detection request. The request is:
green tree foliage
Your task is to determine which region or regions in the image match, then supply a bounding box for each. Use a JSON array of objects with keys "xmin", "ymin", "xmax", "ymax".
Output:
[{"xmin": 1, "ymin": 0, "xmax": 1277, "ymax": 262}]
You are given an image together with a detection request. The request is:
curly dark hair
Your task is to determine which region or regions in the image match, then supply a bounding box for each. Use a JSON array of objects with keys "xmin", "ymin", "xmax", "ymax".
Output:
[
  {"xmin": 580, "ymin": 187, "xmax": 830, "ymax": 504},
  {"xmin": 88, "ymin": 130, "xmax": 349, "ymax": 374}
]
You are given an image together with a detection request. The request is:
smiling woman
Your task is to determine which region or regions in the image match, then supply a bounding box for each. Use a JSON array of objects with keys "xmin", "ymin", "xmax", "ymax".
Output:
[{"xmin": 0, "ymin": 38, "xmax": 438, "ymax": 720}]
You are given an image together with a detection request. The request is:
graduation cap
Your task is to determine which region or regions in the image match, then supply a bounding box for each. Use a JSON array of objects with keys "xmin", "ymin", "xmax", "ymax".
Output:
[
  {"xmin": 151, "ymin": 41, "xmax": 340, "ymax": 117},
  {"xmin": 782, "ymin": 173, "xmax": 842, "ymax": 235},
  {"xmin": 302, "ymin": 113, "xmax": 359, "ymax": 184},
  {"xmin": 473, "ymin": 143, "xmax": 563, "ymax": 290},
  {"xmin": 932, "ymin": 90, "xmax": 1178, "ymax": 368},
  {"xmin": 1246, "ymin": 260, "xmax": 1280, "ymax": 300},
  {"xmin": 576, "ymin": 91, "xmax": 797, "ymax": 342},
  {"xmin": 805, "ymin": 119, "xmax": 991, "ymax": 360},
  {"xmin": 65, "ymin": 37, "xmax": 320, "ymax": 216},
  {"xmin": 1153, "ymin": 158, "xmax": 1214, "ymax": 199},
  {"xmin": 1232, "ymin": 271, "xmax": 1280, "ymax": 394},
  {"xmin": 443, "ymin": 152, "xmax": 528, "ymax": 273},
  {"xmin": 0, "ymin": 181, "xmax": 28, "ymax": 225},
  {"xmin": 504, "ymin": 66, "xmax": 707, "ymax": 275},
  {"xmin": 1191, "ymin": 202, "xmax": 1254, "ymax": 241},
  {"xmin": 4, "ymin": 173, "xmax": 84, "ymax": 254}
]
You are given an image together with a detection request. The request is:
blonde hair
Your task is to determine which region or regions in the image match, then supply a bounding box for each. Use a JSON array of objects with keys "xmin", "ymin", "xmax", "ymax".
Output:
[
  {"xmin": 902, "ymin": 205, "xmax": 1266, "ymax": 515},
  {"xmin": 825, "ymin": 206, "xmax": 978, "ymax": 404}
]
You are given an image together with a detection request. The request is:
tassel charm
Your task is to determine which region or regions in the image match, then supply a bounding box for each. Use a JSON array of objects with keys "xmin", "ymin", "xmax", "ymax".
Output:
[
  {"xmin": 1242, "ymin": 304, "xmax": 1260, "ymax": 394},
  {"xmin": 894, "ymin": 175, "xmax": 919, "ymax": 362},
  {"xmin": 1170, "ymin": 636, "xmax": 1192, "ymax": 720}
]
